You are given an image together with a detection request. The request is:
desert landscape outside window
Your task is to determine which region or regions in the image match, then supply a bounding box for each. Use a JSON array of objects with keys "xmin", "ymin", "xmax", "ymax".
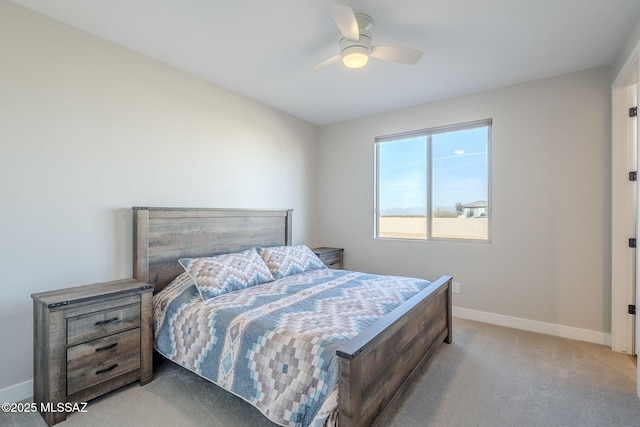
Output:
[{"xmin": 375, "ymin": 120, "xmax": 491, "ymax": 241}]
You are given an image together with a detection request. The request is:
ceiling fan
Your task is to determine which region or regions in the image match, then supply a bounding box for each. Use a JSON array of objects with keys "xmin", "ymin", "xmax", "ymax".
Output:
[{"xmin": 309, "ymin": 4, "xmax": 423, "ymax": 72}]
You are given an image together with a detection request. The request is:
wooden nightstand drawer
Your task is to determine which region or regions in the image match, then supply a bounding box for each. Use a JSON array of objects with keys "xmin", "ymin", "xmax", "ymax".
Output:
[
  {"xmin": 67, "ymin": 328, "xmax": 140, "ymax": 373},
  {"xmin": 320, "ymin": 251, "xmax": 342, "ymax": 269},
  {"xmin": 67, "ymin": 302, "xmax": 140, "ymax": 346},
  {"xmin": 67, "ymin": 335, "xmax": 141, "ymax": 395},
  {"xmin": 312, "ymin": 247, "xmax": 344, "ymax": 269}
]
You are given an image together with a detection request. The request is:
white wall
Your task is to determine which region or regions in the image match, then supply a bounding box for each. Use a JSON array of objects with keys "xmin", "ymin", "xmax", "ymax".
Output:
[
  {"xmin": 318, "ymin": 67, "xmax": 611, "ymax": 340},
  {"xmin": 0, "ymin": 1, "xmax": 319, "ymax": 400}
]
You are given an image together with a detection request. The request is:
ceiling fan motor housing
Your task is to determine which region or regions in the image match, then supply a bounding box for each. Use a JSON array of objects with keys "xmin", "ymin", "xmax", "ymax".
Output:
[{"xmin": 339, "ymin": 13, "xmax": 373, "ymax": 55}]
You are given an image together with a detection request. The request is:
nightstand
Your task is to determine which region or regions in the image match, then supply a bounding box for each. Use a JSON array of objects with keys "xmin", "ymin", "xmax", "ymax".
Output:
[
  {"xmin": 312, "ymin": 247, "xmax": 344, "ymax": 269},
  {"xmin": 31, "ymin": 278, "xmax": 154, "ymax": 426}
]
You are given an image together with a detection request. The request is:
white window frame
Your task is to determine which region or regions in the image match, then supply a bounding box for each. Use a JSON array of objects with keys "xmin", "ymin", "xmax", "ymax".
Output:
[{"xmin": 374, "ymin": 119, "xmax": 492, "ymax": 242}]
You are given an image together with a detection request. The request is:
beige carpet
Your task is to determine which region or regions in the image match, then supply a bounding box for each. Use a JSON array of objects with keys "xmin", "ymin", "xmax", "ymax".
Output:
[{"xmin": 3, "ymin": 318, "xmax": 640, "ymax": 427}]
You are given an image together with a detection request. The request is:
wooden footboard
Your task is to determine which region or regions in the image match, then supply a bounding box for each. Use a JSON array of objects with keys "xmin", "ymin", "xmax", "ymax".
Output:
[{"xmin": 336, "ymin": 275, "xmax": 453, "ymax": 427}]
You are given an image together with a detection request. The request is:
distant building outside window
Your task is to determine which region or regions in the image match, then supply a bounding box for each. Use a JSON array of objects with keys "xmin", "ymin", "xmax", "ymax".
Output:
[{"xmin": 375, "ymin": 120, "xmax": 491, "ymax": 241}]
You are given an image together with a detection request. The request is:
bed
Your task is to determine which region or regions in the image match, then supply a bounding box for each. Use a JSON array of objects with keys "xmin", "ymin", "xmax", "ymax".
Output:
[{"xmin": 132, "ymin": 207, "xmax": 452, "ymax": 427}]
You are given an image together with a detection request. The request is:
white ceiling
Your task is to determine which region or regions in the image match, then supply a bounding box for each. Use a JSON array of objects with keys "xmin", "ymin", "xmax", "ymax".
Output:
[{"xmin": 10, "ymin": 0, "xmax": 640, "ymax": 125}]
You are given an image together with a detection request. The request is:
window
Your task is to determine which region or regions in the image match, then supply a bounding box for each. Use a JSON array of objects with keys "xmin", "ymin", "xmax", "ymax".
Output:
[{"xmin": 375, "ymin": 120, "xmax": 491, "ymax": 241}]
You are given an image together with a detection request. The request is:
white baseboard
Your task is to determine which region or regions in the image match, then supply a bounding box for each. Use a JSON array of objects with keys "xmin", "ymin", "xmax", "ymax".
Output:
[
  {"xmin": 0, "ymin": 379, "xmax": 32, "ymax": 403},
  {"xmin": 453, "ymin": 306, "xmax": 612, "ymax": 347}
]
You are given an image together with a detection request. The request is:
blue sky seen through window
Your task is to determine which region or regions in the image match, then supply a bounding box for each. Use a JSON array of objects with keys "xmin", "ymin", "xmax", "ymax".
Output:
[{"xmin": 378, "ymin": 127, "xmax": 488, "ymax": 215}]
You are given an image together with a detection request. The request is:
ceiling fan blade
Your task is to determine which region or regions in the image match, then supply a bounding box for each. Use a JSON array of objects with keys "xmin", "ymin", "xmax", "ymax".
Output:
[
  {"xmin": 370, "ymin": 45, "xmax": 423, "ymax": 65},
  {"xmin": 330, "ymin": 4, "xmax": 359, "ymax": 41},
  {"xmin": 307, "ymin": 54, "xmax": 341, "ymax": 73}
]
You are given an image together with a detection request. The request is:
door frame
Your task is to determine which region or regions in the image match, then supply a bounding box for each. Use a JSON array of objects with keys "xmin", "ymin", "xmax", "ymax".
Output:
[{"xmin": 611, "ymin": 42, "xmax": 639, "ymax": 384}]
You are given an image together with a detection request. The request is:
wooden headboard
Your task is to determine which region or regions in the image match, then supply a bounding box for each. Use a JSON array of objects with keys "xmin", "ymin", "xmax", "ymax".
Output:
[{"xmin": 132, "ymin": 207, "xmax": 293, "ymax": 292}]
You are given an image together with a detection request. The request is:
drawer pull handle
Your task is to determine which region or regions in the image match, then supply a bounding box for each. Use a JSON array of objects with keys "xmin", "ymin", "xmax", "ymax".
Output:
[
  {"xmin": 95, "ymin": 364, "xmax": 118, "ymax": 375},
  {"xmin": 95, "ymin": 317, "xmax": 119, "ymax": 326},
  {"xmin": 95, "ymin": 343, "xmax": 118, "ymax": 352}
]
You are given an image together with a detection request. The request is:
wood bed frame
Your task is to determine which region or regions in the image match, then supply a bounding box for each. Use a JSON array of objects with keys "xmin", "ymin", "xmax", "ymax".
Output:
[{"xmin": 132, "ymin": 207, "xmax": 452, "ymax": 427}]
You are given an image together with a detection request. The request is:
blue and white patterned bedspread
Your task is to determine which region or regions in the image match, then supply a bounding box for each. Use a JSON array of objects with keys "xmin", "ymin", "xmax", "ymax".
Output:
[{"xmin": 153, "ymin": 268, "xmax": 432, "ymax": 427}]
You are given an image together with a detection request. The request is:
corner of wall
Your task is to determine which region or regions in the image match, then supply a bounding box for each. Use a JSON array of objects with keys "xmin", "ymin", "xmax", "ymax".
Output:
[{"xmin": 613, "ymin": 15, "xmax": 640, "ymax": 82}]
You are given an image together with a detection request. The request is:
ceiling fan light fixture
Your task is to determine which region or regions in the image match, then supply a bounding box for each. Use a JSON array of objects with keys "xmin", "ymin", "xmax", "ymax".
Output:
[
  {"xmin": 308, "ymin": 6, "xmax": 422, "ymax": 72},
  {"xmin": 342, "ymin": 45, "xmax": 369, "ymax": 69}
]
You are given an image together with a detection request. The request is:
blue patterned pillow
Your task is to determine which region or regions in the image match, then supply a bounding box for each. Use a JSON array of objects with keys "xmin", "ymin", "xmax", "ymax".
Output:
[
  {"xmin": 257, "ymin": 245, "xmax": 327, "ymax": 280},
  {"xmin": 179, "ymin": 249, "xmax": 274, "ymax": 301}
]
